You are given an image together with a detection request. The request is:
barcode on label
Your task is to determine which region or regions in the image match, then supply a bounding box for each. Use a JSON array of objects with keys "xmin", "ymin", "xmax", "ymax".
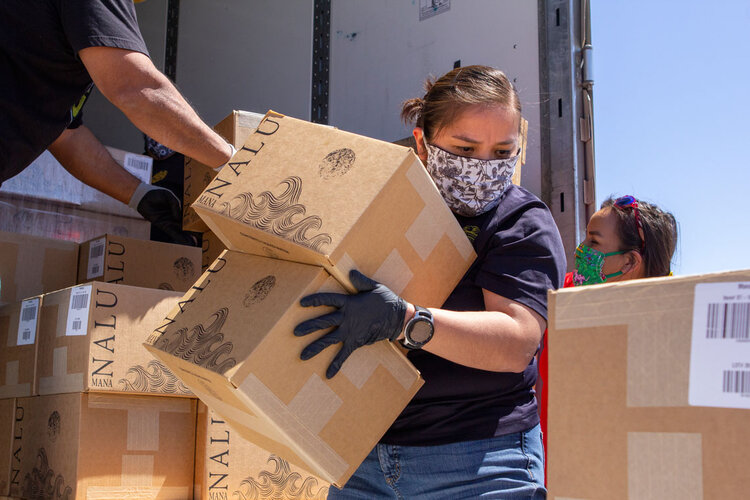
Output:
[
  {"xmin": 71, "ymin": 293, "xmax": 89, "ymax": 310},
  {"xmin": 90, "ymin": 243, "xmax": 105, "ymax": 259},
  {"xmin": 705, "ymin": 302, "xmax": 750, "ymax": 339},
  {"xmin": 71, "ymin": 319, "xmax": 82, "ymax": 332},
  {"xmin": 21, "ymin": 306, "xmax": 37, "ymax": 322},
  {"xmin": 126, "ymin": 156, "xmax": 151, "ymax": 171},
  {"xmin": 91, "ymin": 265, "xmax": 100, "ymax": 275},
  {"xmin": 22, "ymin": 329, "xmax": 31, "ymax": 340},
  {"xmin": 723, "ymin": 370, "xmax": 750, "ymax": 394}
]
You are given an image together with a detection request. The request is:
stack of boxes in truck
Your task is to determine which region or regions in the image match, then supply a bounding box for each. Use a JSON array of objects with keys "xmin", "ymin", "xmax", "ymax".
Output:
[
  {"xmin": 0, "ymin": 147, "xmax": 153, "ymax": 242},
  {"xmin": 148, "ymin": 111, "xmax": 478, "ymax": 489},
  {"xmin": 0, "ymin": 230, "xmax": 203, "ymax": 499}
]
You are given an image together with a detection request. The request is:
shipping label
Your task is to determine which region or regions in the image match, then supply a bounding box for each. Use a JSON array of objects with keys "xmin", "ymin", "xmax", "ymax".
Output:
[
  {"xmin": 66, "ymin": 285, "xmax": 92, "ymax": 336},
  {"xmin": 86, "ymin": 237, "xmax": 106, "ymax": 279},
  {"xmin": 689, "ymin": 282, "xmax": 750, "ymax": 409},
  {"xmin": 17, "ymin": 297, "xmax": 40, "ymax": 346}
]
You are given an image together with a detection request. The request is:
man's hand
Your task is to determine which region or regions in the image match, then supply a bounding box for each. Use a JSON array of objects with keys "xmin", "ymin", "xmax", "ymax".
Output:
[
  {"xmin": 129, "ymin": 183, "xmax": 196, "ymax": 246},
  {"xmin": 294, "ymin": 270, "xmax": 407, "ymax": 378}
]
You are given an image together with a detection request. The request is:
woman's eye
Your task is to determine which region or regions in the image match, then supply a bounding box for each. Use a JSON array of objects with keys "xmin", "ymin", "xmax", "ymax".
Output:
[
  {"xmin": 458, "ymin": 146, "xmax": 473, "ymax": 154},
  {"xmin": 495, "ymin": 149, "xmax": 512, "ymax": 159}
]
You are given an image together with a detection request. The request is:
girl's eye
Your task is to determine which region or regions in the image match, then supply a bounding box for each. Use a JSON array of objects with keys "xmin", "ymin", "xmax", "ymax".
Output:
[{"xmin": 458, "ymin": 146, "xmax": 473, "ymax": 154}]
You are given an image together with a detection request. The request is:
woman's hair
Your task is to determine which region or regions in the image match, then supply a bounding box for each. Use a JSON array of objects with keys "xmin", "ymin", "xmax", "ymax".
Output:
[
  {"xmin": 400, "ymin": 65, "xmax": 521, "ymax": 140},
  {"xmin": 601, "ymin": 196, "xmax": 678, "ymax": 278}
]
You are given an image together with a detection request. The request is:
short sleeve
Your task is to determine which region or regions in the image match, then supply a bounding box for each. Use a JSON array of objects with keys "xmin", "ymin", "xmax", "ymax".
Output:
[
  {"xmin": 59, "ymin": 0, "xmax": 149, "ymax": 56},
  {"xmin": 474, "ymin": 203, "xmax": 567, "ymax": 320}
]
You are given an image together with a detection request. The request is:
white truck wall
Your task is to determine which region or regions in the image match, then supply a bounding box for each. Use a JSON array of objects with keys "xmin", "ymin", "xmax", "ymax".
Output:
[
  {"xmin": 328, "ymin": 0, "xmax": 541, "ymax": 196},
  {"xmin": 175, "ymin": 0, "xmax": 313, "ymax": 126},
  {"xmin": 79, "ymin": 1, "xmax": 542, "ymax": 197}
]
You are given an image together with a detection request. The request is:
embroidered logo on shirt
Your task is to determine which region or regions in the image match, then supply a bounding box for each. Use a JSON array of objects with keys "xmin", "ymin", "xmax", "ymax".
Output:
[{"xmin": 463, "ymin": 225, "xmax": 480, "ymax": 242}]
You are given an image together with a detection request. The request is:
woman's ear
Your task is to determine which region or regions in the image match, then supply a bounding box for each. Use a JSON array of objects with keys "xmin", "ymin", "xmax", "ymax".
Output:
[
  {"xmin": 413, "ymin": 127, "xmax": 428, "ymax": 165},
  {"xmin": 621, "ymin": 250, "xmax": 645, "ymax": 279}
]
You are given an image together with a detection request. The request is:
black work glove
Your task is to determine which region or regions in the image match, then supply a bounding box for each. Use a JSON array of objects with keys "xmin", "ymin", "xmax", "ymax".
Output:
[
  {"xmin": 129, "ymin": 182, "xmax": 196, "ymax": 246},
  {"xmin": 294, "ymin": 270, "xmax": 407, "ymax": 379}
]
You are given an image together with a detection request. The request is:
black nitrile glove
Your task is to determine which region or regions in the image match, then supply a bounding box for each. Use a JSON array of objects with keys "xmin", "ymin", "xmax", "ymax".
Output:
[
  {"xmin": 294, "ymin": 270, "xmax": 407, "ymax": 379},
  {"xmin": 129, "ymin": 182, "xmax": 196, "ymax": 246}
]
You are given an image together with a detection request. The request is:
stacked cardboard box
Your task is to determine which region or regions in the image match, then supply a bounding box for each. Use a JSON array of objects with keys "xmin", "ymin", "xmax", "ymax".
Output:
[
  {"xmin": 148, "ymin": 111, "xmax": 478, "ymax": 488},
  {"xmin": 194, "ymin": 402, "xmax": 328, "ymax": 500},
  {"xmin": 0, "ymin": 232, "xmax": 78, "ymax": 307},
  {"xmin": 77, "ymin": 234, "xmax": 201, "ymax": 292},
  {"xmin": 547, "ymin": 269, "xmax": 750, "ymax": 500}
]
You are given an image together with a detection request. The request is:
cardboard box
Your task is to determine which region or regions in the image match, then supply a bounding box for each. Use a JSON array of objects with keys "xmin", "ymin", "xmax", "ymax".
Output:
[
  {"xmin": 0, "ymin": 399, "xmax": 15, "ymax": 496},
  {"xmin": 183, "ymin": 111, "xmax": 265, "ymax": 232},
  {"xmin": 0, "ymin": 298, "xmax": 42, "ymax": 398},
  {"xmin": 192, "ymin": 111, "xmax": 476, "ymax": 302},
  {"xmin": 36, "ymin": 282, "xmax": 192, "ymax": 397},
  {"xmin": 200, "ymin": 230, "xmax": 226, "ymax": 272},
  {"xmin": 145, "ymin": 250, "xmax": 423, "ymax": 487},
  {"xmin": 78, "ymin": 234, "xmax": 202, "ymax": 292},
  {"xmin": 547, "ymin": 269, "xmax": 750, "ymax": 500},
  {"xmin": 194, "ymin": 402, "xmax": 329, "ymax": 500},
  {"xmin": 10, "ymin": 393, "xmax": 196, "ymax": 499},
  {"xmin": 0, "ymin": 231, "xmax": 78, "ymax": 306},
  {"xmin": 0, "ymin": 195, "xmax": 150, "ymax": 243}
]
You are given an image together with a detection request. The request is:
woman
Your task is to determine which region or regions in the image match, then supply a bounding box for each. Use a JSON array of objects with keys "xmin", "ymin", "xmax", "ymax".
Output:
[{"xmin": 295, "ymin": 65, "xmax": 566, "ymax": 498}]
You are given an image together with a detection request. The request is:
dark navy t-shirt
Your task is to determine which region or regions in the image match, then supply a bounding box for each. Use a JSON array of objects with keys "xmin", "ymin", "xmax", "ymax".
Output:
[
  {"xmin": 0, "ymin": 0, "xmax": 148, "ymax": 180},
  {"xmin": 382, "ymin": 185, "xmax": 566, "ymax": 446}
]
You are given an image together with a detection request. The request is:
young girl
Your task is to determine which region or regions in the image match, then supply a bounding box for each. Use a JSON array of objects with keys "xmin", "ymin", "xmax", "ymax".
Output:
[
  {"xmin": 296, "ymin": 65, "xmax": 566, "ymax": 498},
  {"xmin": 571, "ymin": 195, "xmax": 678, "ymax": 285}
]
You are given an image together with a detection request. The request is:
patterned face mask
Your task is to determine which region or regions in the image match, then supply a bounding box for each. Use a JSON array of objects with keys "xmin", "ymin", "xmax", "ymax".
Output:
[
  {"xmin": 423, "ymin": 140, "xmax": 518, "ymax": 217},
  {"xmin": 572, "ymin": 243, "xmax": 624, "ymax": 286}
]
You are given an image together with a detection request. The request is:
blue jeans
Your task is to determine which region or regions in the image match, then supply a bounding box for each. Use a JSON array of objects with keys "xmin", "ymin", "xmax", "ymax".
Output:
[{"xmin": 328, "ymin": 424, "xmax": 546, "ymax": 499}]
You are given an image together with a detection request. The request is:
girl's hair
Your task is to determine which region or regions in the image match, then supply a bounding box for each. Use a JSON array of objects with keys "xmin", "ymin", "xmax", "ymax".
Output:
[
  {"xmin": 601, "ymin": 196, "xmax": 678, "ymax": 278},
  {"xmin": 400, "ymin": 65, "xmax": 521, "ymax": 140}
]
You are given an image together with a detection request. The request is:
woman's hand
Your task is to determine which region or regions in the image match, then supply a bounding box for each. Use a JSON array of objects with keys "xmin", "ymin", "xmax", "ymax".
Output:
[{"xmin": 294, "ymin": 270, "xmax": 407, "ymax": 378}]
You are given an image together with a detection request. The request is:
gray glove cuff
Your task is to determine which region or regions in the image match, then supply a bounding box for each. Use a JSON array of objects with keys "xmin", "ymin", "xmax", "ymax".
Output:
[
  {"xmin": 213, "ymin": 143, "xmax": 237, "ymax": 171},
  {"xmin": 128, "ymin": 182, "xmax": 153, "ymax": 210},
  {"xmin": 128, "ymin": 182, "xmax": 181, "ymax": 210}
]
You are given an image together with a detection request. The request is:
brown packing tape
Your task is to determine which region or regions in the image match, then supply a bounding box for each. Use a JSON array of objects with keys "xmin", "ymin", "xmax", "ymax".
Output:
[{"xmin": 627, "ymin": 432, "xmax": 703, "ymax": 500}]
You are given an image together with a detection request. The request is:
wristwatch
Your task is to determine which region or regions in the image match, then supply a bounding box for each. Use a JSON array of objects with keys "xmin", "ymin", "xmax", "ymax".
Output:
[{"xmin": 400, "ymin": 306, "xmax": 434, "ymax": 350}]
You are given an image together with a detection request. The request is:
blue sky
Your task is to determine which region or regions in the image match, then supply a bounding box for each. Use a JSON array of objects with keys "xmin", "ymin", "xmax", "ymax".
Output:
[{"xmin": 591, "ymin": 1, "xmax": 750, "ymax": 276}]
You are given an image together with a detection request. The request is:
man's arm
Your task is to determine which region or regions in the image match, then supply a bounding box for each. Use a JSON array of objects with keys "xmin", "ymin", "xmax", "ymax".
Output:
[
  {"xmin": 49, "ymin": 125, "xmax": 195, "ymax": 245},
  {"xmin": 48, "ymin": 125, "xmax": 140, "ymax": 204},
  {"xmin": 78, "ymin": 46, "xmax": 232, "ymax": 169}
]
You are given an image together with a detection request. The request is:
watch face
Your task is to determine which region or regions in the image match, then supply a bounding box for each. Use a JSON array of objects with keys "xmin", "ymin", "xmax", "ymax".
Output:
[{"xmin": 409, "ymin": 319, "xmax": 434, "ymax": 343}]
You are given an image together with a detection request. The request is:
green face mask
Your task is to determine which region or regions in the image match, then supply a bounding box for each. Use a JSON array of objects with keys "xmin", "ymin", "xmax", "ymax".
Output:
[{"xmin": 572, "ymin": 243, "xmax": 624, "ymax": 286}]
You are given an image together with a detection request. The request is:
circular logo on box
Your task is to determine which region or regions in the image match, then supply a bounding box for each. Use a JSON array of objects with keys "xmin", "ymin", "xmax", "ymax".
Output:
[
  {"xmin": 318, "ymin": 148, "xmax": 355, "ymax": 179},
  {"xmin": 243, "ymin": 276, "xmax": 276, "ymax": 307},
  {"xmin": 173, "ymin": 257, "xmax": 196, "ymax": 281},
  {"xmin": 158, "ymin": 282, "xmax": 175, "ymax": 291},
  {"xmin": 48, "ymin": 411, "xmax": 61, "ymax": 442}
]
